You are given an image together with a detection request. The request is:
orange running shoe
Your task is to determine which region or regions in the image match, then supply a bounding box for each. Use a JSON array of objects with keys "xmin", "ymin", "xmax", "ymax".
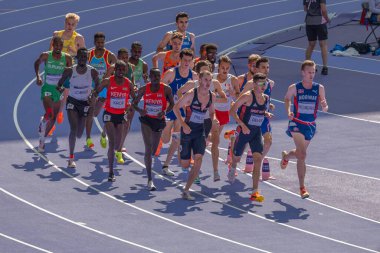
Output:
[
  {"xmin": 48, "ymin": 124, "xmax": 56, "ymax": 136},
  {"xmin": 57, "ymin": 111, "xmax": 64, "ymax": 124},
  {"xmin": 250, "ymin": 192, "xmax": 265, "ymax": 202},
  {"xmin": 154, "ymin": 138, "xmax": 163, "ymax": 157},
  {"xmin": 300, "ymin": 186, "xmax": 310, "ymax": 199}
]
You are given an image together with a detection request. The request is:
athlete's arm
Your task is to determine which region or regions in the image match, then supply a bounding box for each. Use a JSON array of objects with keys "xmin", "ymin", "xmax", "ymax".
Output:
[
  {"xmin": 142, "ymin": 61, "xmax": 149, "ymax": 83},
  {"xmin": 95, "ymin": 78, "xmax": 110, "ymax": 95},
  {"xmin": 161, "ymin": 68, "xmax": 174, "ymax": 84},
  {"xmin": 57, "ymin": 67, "xmax": 73, "ymax": 92},
  {"xmin": 104, "ymin": 65, "xmax": 115, "ymax": 79},
  {"xmin": 152, "ymin": 52, "xmax": 165, "ymax": 68},
  {"xmin": 174, "ymin": 89, "xmax": 194, "ymax": 134},
  {"xmin": 91, "ymin": 68, "xmax": 100, "ymax": 90},
  {"xmin": 230, "ymin": 92, "xmax": 251, "ymax": 134},
  {"xmin": 240, "ymin": 80, "xmax": 254, "ymax": 97},
  {"xmin": 132, "ymin": 86, "xmax": 146, "ymax": 116},
  {"xmin": 284, "ymin": 84, "xmax": 297, "ymax": 120},
  {"xmin": 209, "ymin": 92, "xmax": 219, "ymax": 125},
  {"xmin": 156, "ymin": 32, "xmax": 171, "ymax": 53},
  {"xmin": 76, "ymin": 34, "xmax": 86, "ymax": 50},
  {"xmin": 268, "ymin": 78, "xmax": 275, "ymax": 111},
  {"xmin": 108, "ymin": 52, "xmax": 117, "ymax": 65},
  {"xmin": 189, "ymin": 32, "xmax": 196, "ymax": 55},
  {"xmin": 177, "ymin": 80, "xmax": 194, "ymax": 99},
  {"xmin": 231, "ymin": 75, "xmax": 240, "ymax": 99},
  {"xmin": 34, "ymin": 52, "xmax": 49, "ymax": 86},
  {"xmin": 237, "ymin": 74, "xmax": 245, "ymax": 90},
  {"xmin": 320, "ymin": 3, "xmax": 330, "ymax": 23},
  {"xmin": 65, "ymin": 54, "xmax": 73, "ymax": 67},
  {"xmin": 163, "ymin": 85, "xmax": 175, "ymax": 116},
  {"xmin": 319, "ymin": 84, "xmax": 329, "ymax": 112},
  {"xmin": 213, "ymin": 80, "xmax": 228, "ymax": 103}
]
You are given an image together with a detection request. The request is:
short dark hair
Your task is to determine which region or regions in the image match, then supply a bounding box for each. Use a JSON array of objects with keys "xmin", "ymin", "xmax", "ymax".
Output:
[
  {"xmin": 76, "ymin": 47, "xmax": 87, "ymax": 56},
  {"xmin": 176, "ymin": 12, "xmax": 189, "ymax": 22},
  {"xmin": 131, "ymin": 41, "xmax": 142, "ymax": 49},
  {"xmin": 180, "ymin": 48, "xmax": 193, "ymax": 59},
  {"xmin": 194, "ymin": 60, "xmax": 211, "ymax": 74},
  {"xmin": 218, "ymin": 55, "xmax": 232, "ymax": 65},
  {"xmin": 255, "ymin": 57, "xmax": 269, "ymax": 68},
  {"xmin": 52, "ymin": 36, "xmax": 63, "ymax": 44},
  {"xmin": 94, "ymin": 32, "xmax": 105, "ymax": 41},
  {"xmin": 253, "ymin": 72, "xmax": 267, "ymax": 82},
  {"xmin": 118, "ymin": 48, "xmax": 129, "ymax": 56},
  {"xmin": 205, "ymin": 43, "xmax": 218, "ymax": 52},
  {"xmin": 115, "ymin": 60, "xmax": 127, "ymax": 68}
]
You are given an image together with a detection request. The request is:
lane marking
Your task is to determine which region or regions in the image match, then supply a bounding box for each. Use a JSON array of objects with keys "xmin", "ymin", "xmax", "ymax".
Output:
[
  {"xmin": 214, "ymin": 147, "xmax": 380, "ymax": 224},
  {"xmin": 0, "ymin": 232, "xmax": 53, "ymax": 253},
  {"xmin": 14, "ymin": 80, "xmax": 272, "ymax": 253},
  {"xmin": 0, "ymin": 0, "xmax": 74, "ymax": 15},
  {"xmin": 0, "ymin": 188, "xmax": 162, "ymax": 253}
]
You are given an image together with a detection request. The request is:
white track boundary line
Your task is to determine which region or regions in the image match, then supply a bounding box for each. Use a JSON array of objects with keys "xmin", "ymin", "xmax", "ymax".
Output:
[
  {"xmin": 0, "ymin": 232, "xmax": 53, "ymax": 253},
  {"xmin": 121, "ymin": 151, "xmax": 378, "ymax": 253},
  {"xmin": 214, "ymin": 147, "xmax": 380, "ymax": 224},
  {"xmin": 0, "ymin": 188, "xmax": 162, "ymax": 253},
  {"xmin": 14, "ymin": 80, "xmax": 272, "ymax": 253},
  {"xmin": 0, "ymin": 0, "xmax": 74, "ymax": 15},
  {"xmin": 0, "ymin": 0, "xmax": 143, "ymax": 32}
]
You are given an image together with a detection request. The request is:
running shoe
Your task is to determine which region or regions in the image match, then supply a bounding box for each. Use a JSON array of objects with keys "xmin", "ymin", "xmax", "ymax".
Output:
[
  {"xmin": 154, "ymin": 138, "xmax": 163, "ymax": 157},
  {"xmin": 47, "ymin": 124, "xmax": 56, "ymax": 136},
  {"xmin": 280, "ymin": 151, "xmax": 289, "ymax": 170},
  {"xmin": 57, "ymin": 111, "xmax": 64, "ymax": 124},
  {"xmin": 115, "ymin": 152, "xmax": 124, "ymax": 164},
  {"xmin": 227, "ymin": 166, "xmax": 236, "ymax": 183},
  {"xmin": 38, "ymin": 139, "xmax": 45, "ymax": 153},
  {"xmin": 86, "ymin": 138, "xmax": 94, "ymax": 149},
  {"xmin": 250, "ymin": 192, "xmax": 265, "ymax": 202},
  {"xmin": 108, "ymin": 173, "xmax": 116, "ymax": 182},
  {"xmin": 121, "ymin": 147, "xmax": 127, "ymax": 152},
  {"xmin": 38, "ymin": 116, "xmax": 47, "ymax": 137},
  {"xmin": 68, "ymin": 159, "xmax": 76, "ymax": 168},
  {"xmin": 162, "ymin": 166, "xmax": 175, "ymax": 176},
  {"xmin": 213, "ymin": 171, "xmax": 221, "ymax": 182},
  {"xmin": 321, "ymin": 66, "xmax": 328, "ymax": 75},
  {"xmin": 194, "ymin": 176, "xmax": 201, "ymax": 185},
  {"xmin": 100, "ymin": 133, "xmax": 107, "ymax": 149},
  {"xmin": 182, "ymin": 191, "xmax": 195, "ymax": 201},
  {"xmin": 300, "ymin": 186, "xmax": 310, "ymax": 199},
  {"xmin": 147, "ymin": 180, "xmax": 156, "ymax": 191}
]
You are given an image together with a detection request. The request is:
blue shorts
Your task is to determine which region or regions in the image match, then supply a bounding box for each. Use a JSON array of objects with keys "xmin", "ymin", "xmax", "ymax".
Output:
[
  {"xmin": 165, "ymin": 108, "xmax": 185, "ymax": 121},
  {"xmin": 180, "ymin": 128, "xmax": 206, "ymax": 160},
  {"xmin": 261, "ymin": 117, "xmax": 271, "ymax": 135},
  {"xmin": 233, "ymin": 126, "xmax": 263, "ymax": 156},
  {"xmin": 286, "ymin": 120, "xmax": 316, "ymax": 141}
]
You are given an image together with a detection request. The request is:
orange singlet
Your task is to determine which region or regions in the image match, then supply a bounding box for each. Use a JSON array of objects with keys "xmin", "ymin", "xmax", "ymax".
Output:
[{"xmin": 162, "ymin": 51, "xmax": 180, "ymax": 74}]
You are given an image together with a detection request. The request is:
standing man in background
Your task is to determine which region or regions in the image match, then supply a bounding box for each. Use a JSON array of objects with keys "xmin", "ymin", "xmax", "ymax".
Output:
[{"xmin": 304, "ymin": 0, "xmax": 330, "ymax": 75}]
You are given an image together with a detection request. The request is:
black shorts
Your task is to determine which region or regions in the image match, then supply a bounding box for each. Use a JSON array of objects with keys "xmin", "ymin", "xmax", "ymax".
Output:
[
  {"xmin": 66, "ymin": 96, "xmax": 90, "ymax": 117},
  {"xmin": 204, "ymin": 118, "xmax": 212, "ymax": 138},
  {"xmin": 180, "ymin": 129, "xmax": 206, "ymax": 160},
  {"xmin": 233, "ymin": 126, "xmax": 263, "ymax": 156},
  {"xmin": 139, "ymin": 116, "xmax": 166, "ymax": 132},
  {"xmin": 306, "ymin": 24, "xmax": 328, "ymax": 41},
  {"xmin": 103, "ymin": 110, "xmax": 126, "ymax": 125}
]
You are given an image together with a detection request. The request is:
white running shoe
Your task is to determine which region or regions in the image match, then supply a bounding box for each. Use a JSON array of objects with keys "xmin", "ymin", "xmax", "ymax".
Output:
[
  {"xmin": 68, "ymin": 159, "xmax": 76, "ymax": 168},
  {"xmin": 38, "ymin": 138, "xmax": 45, "ymax": 153},
  {"xmin": 147, "ymin": 180, "xmax": 156, "ymax": 191},
  {"xmin": 227, "ymin": 167, "xmax": 236, "ymax": 183},
  {"xmin": 38, "ymin": 116, "xmax": 47, "ymax": 137},
  {"xmin": 162, "ymin": 166, "xmax": 175, "ymax": 176},
  {"xmin": 213, "ymin": 171, "xmax": 221, "ymax": 182},
  {"xmin": 182, "ymin": 191, "xmax": 195, "ymax": 201}
]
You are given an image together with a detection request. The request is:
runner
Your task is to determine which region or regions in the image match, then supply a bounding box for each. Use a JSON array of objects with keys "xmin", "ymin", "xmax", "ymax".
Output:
[
  {"xmin": 177, "ymin": 60, "xmax": 227, "ymax": 182},
  {"xmin": 204, "ymin": 43, "xmax": 218, "ymax": 72},
  {"xmin": 156, "ymin": 12, "xmax": 195, "ymax": 53},
  {"xmin": 229, "ymin": 73, "xmax": 273, "ymax": 202},
  {"xmin": 160, "ymin": 49, "xmax": 197, "ymax": 176},
  {"xmin": 93, "ymin": 60, "xmax": 135, "ymax": 182},
  {"xmin": 281, "ymin": 60, "xmax": 328, "ymax": 199},
  {"xmin": 133, "ymin": 68, "xmax": 175, "ymax": 190},
  {"xmin": 237, "ymin": 54, "xmax": 260, "ymax": 92},
  {"xmin": 129, "ymin": 41, "xmax": 148, "ymax": 89},
  {"xmin": 152, "ymin": 32, "xmax": 183, "ymax": 75},
  {"xmin": 50, "ymin": 13, "xmax": 86, "ymax": 126},
  {"xmin": 174, "ymin": 70, "xmax": 217, "ymax": 200},
  {"xmin": 34, "ymin": 36, "xmax": 72, "ymax": 152},
  {"xmin": 86, "ymin": 32, "xmax": 117, "ymax": 149},
  {"xmin": 193, "ymin": 43, "xmax": 208, "ymax": 65},
  {"xmin": 56, "ymin": 48, "xmax": 99, "ymax": 168}
]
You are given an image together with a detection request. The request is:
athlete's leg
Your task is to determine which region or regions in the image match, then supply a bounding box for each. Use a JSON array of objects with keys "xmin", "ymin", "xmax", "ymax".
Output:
[
  {"xmin": 319, "ymin": 39, "xmax": 328, "ymax": 67},
  {"xmin": 306, "ymin": 40, "xmax": 317, "ymax": 60},
  {"xmin": 184, "ymin": 153, "xmax": 203, "ymax": 192},
  {"xmin": 262, "ymin": 132, "xmax": 272, "ymax": 157},
  {"xmin": 210, "ymin": 123, "xmax": 223, "ymax": 173},
  {"xmin": 104, "ymin": 122, "xmax": 117, "ymax": 176},
  {"xmin": 163, "ymin": 119, "xmax": 181, "ymax": 167},
  {"xmin": 291, "ymin": 132, "xmax": 310, "ymax": 188},
  {"xmin": 141, "ymin": 122, "xmax": 161, "ymax": 181},
  {"xmin": 161, "ymin": 120, "xmax": 173, "ymax": 144},
  {"xmin": 120, "ymin": 109, "xmax": 135, "ymax": 150},
  {"xmin": 252, "ymin": 152, "xmax": 263, "ymax": 190},
  {"xmin": 67, "ymin": 109, "xmax": 79, "ymax": 157}
]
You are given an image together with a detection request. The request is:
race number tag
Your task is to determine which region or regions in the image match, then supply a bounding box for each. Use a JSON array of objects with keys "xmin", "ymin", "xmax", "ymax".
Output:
[
  {"xmin": 103, "ymin": 114, "xmax": 111, "ymax": 122},
  {"xmin": 298, "ymin": 102, "xmax": 315, "ymax": 114},
  {"xmin": 110, "ymin": 98, "xmax": 125, "ymax": 109},
  {"xmin": 66, "ymin": 103, "xmax": 74, "ymax": 110},
  {"xmin": 248, "ymin": 114, "xmax": 264, "ymax": 126},
  {"xmin": 44, "ymin": 92, "xmax": 52, "ymax": 97},
  {"xmin": 189, "ymin": 111, "xmax": 206, "ymax": 124},
  {"xmin": 146, "ymin": 104, "xmax": 161, "ymax": 116}
]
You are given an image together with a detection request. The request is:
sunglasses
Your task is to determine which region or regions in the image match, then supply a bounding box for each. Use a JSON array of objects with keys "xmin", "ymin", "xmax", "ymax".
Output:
[{"xmin": 256, "ymin": 81, "xmax": 266, "ymax": 87}]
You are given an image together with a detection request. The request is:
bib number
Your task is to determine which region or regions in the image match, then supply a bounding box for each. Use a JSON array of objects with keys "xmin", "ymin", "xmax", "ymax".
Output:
[
  {"xmin": 146, "ymin": 104, "xmax": 162, "ymax": 116},
  {"xmin": 298, "ymin": 102, "xmax": 315, "ymax": 114},
  {"xmin": 189, "ymin": 111, "xmax": 206, "ymax": 124},
  {"xmin": 248, "ymin": 114, "xmax": 264, "ymax": 126},
  {"xmin": 110, "ymin": 97, "xmax": 125, "ymax": 109}
]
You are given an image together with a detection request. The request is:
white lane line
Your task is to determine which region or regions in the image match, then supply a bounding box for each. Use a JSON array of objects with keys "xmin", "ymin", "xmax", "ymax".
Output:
[
  {"xmin": 0, "ymin": 188, "xmax": 162, "ymax": 253},
  {"xmin": 214, "ymin": 147, "xmax": 380, "ymax": 224},
  {"xmin": 278, "ymin": 44, "xmax": 380, "ymax": 63},
  {"xmin": 0, "ymin": 0, "xmax": 74, "ymax": 15},
  {"xmin": 0, "ymin": 0, "xmax": 143, "ymax": 32},
  {"xmin": 122, "ymin": 151, "xmax": 379, "ymax": 253},
  {"xmin": 14, "ymin": 80, "xmax": 272, "ymax": 253},
  {"xmin": 0, "ymin": 232, "xmax": 53, "ymax": 253}
]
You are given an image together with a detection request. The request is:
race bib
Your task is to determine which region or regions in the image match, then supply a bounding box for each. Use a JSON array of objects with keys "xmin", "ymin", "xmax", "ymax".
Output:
[
  {"xmin": 45, "ymin": 74, "xmax": 62, "ymax": 85},
  {"xmin": 83, "ymin": 106, "xmax": 90, "ymax": 113},
  {"xmin": 44, "ymin": 91, "xmax": 52, "ymax": 97},
  {"xmin": 97, "ymin": 67, "xmax": 106, "ymax": 77},
  {"xmin": 110, "ymin": 97, "xmax": 125, "ymax": 109},
  {"xmin": 248, "ymin": 114, "xmax": 264, "ymax": 126},
  {"xmin": 67, "ymin": 103, "xmax": 74, "ymax": 110},
  {"xmin": 146, "ymin": 104, "xmax": 162, "ymax": 116},
  {"xmin": 298, "ymin": 102, "xmax": 315, "ymax": 114},
  {"xmin": 103, "ymin": 114, "xmax": 111, "ymax": 122},
  {"xmin": 189, "ymin": 111, "xmax": 206, "ymax": 124}
]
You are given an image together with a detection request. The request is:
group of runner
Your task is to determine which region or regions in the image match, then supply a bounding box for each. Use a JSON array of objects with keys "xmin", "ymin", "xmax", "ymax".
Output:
[{"xmin": 34, "ymin": 12, "xmax": 328, "ymax": 201}]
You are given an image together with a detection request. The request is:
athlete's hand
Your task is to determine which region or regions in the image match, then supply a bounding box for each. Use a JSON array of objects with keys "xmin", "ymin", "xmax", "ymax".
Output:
[
  {"xmin": 36, "ymin": 76, "xmax": 43, "ymax": 86},
  {"xmin": 322, "ymin": 105, "xmax": 328, "ymax": 112},
  {"xmin": 241, "ymin": 124, "xmax": 250, "ymax": 135},
  {"xmin": 157, "ymin": 111, "xmax": 165, "ymax": 119},
  {"xmin": 266, "ymin": 112, "xmax": 274, "ymax": 119},
  {"xmin": 288, "ymin": 112, "xmax": 294, "ymax": 120},
  {"xmin": 269, "ymin": 103, "xmax": 275, "ymax": 111},
  {"xmin": 213, "ymin": 118, "xmax": 220, "ymax": 128},
  {"xmin": 56, "ymin": 86, "xmax": 65, "ymax": 93},
  {"xmin": 182, "ymin": 123, "xmax": 191, "ymax": 134},
  {"xmin": 139, "ymin": 109, "xmax": 147, "ymax": 117}
]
